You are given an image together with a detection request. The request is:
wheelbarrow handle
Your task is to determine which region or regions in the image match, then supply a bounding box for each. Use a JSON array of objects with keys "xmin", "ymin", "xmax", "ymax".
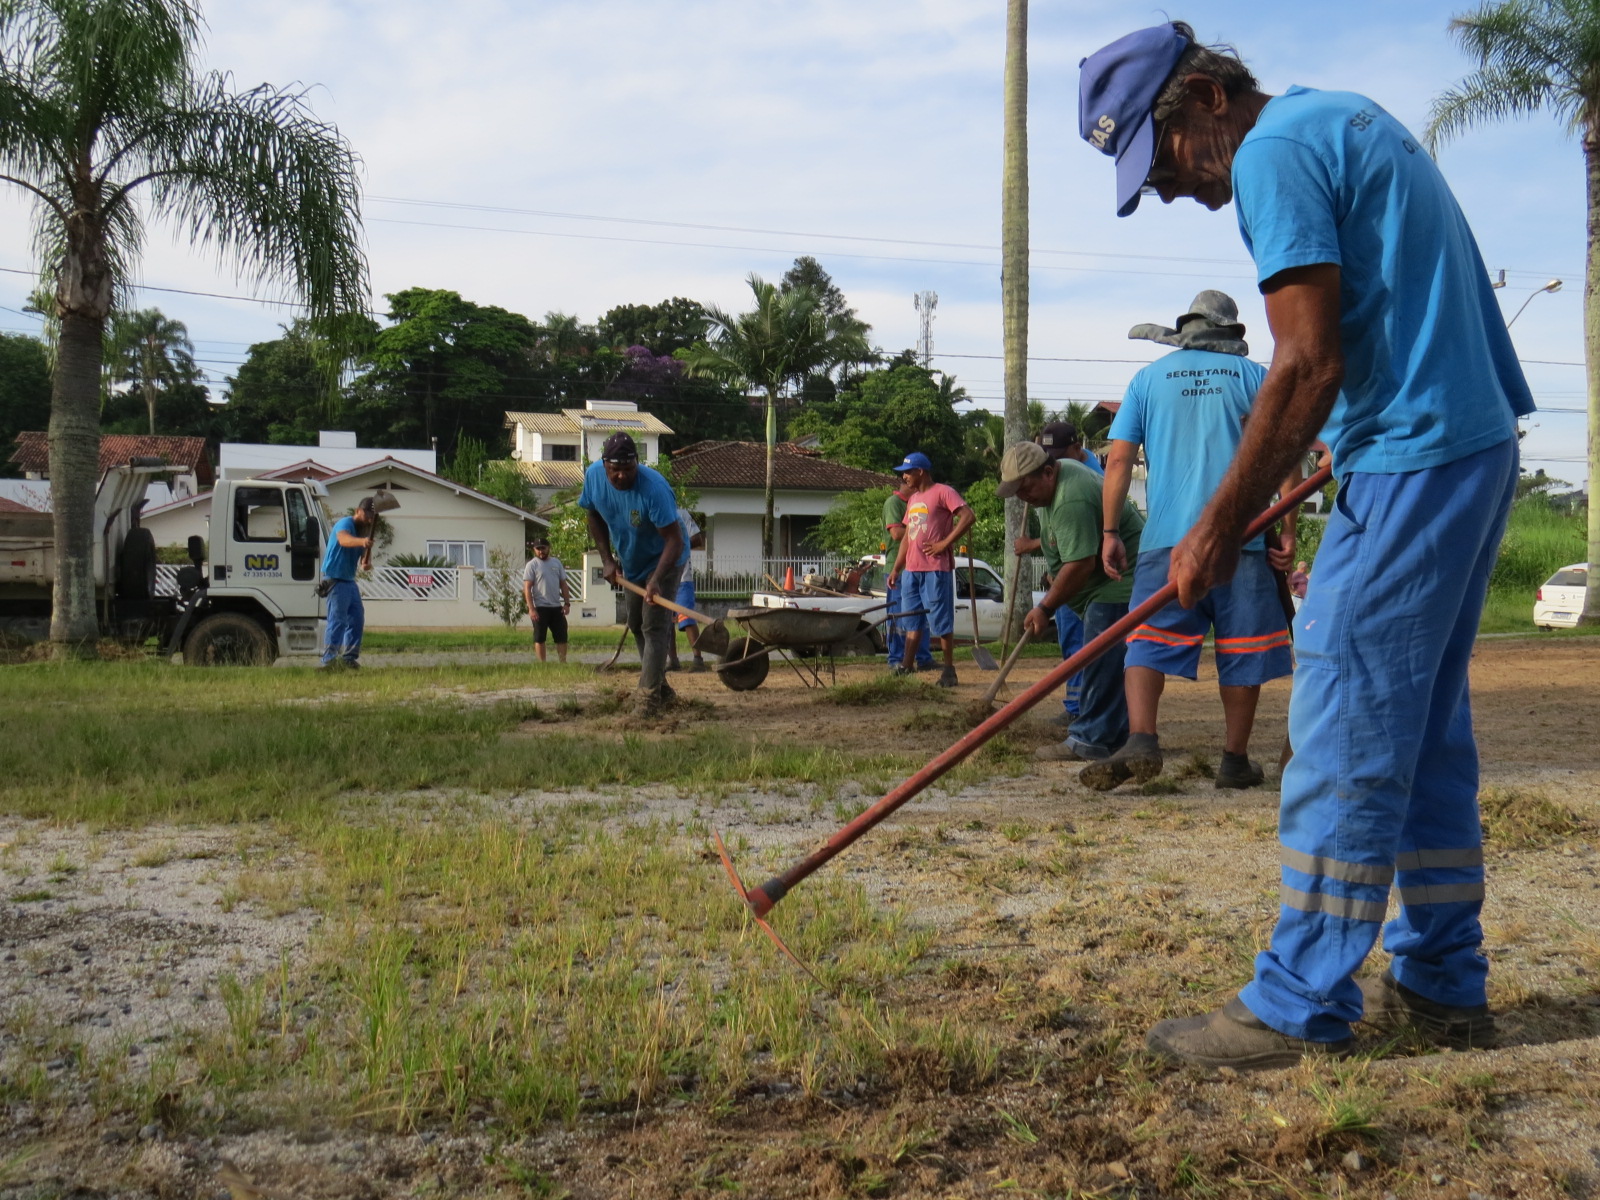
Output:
[{"xmin": 615, "ymin": 576, "xmax": 720, "ymax": 626}]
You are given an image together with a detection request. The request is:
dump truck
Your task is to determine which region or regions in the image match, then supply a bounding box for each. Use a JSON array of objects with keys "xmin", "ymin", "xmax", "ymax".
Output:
[{"xmin": 0, "ymin": 458, "xmax": 329, "ymax": 664}]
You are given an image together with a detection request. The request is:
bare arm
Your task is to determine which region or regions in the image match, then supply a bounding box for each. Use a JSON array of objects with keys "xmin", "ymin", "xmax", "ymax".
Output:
[
  {"xmin": 1023, "ymin": 557, "xmax": 1096, "ymax": 635},
  {"xmin": 888, "ymin": 531, "xmax": 909, "ymax": 585},
  {"xmin": 928, "ymin": 505, "xmax": 975, "ymax": 558},
  {"xmin": 559, "ymin": 568, "xmax": 572, "ymax": 607},
  {"xmin": 524, "ymin": 577, "xmax": 536, "ymax": 616},
  {"xmin": 1100, "ymin": 439, "xmax": 1138, "ymax": 581},
  {"xmin": 586, "ymin": 509, "xmax": 619, "ymax": 584},
  {"xmin": 1170, "ymin": 264, "xmax": 1344, "ymax": 607}
]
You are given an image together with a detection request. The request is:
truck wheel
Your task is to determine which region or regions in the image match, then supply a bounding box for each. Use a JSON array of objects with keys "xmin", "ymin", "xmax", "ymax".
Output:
[
  {"xmin": 184, "ymin": 613, "xmax": 273, "ymax": 666},
  {"xmin": 118, "ymin": 527, "xmax": 158, "ymax": 599}
]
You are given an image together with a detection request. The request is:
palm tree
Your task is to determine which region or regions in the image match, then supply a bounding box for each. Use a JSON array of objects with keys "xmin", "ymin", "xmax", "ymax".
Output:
[
  {"xmin": 1001, "ymin": 0, "xmax": 1030, "ymax": 623},
  {"xmin": 0, "ymin": 0, "xmax": 366, "ymax": 653},
  {"xmin": 1426, "ymin": 0, "xmax": 1600, "ymax": 625},
  {"xmin": 679, "ymin": 275, "xmax": 870, "ymax": 557},
  {"xmin": 107, "ymin": 308, "xmax": 195, "ymax": 433}
]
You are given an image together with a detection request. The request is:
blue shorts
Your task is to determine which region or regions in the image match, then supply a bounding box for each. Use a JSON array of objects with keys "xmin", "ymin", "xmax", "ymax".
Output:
[
  {"xmin": 1125, "ymin": 547, "xmax": 1292, "ymax": 686},
  {"xmin": 902, "ymin": 570, "xmax": 954, "ymax": 638},
  {"xmin": 675, "ymin": 579, "xmax": 697, "ymax": 630}
]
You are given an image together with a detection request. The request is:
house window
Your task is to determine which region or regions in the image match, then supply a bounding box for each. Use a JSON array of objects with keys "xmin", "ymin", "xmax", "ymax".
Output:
[
  {"xmin": 427, "ymin": 540, "xmax": 487, "ymax": 569},
  {"xmin": 549, "ymin": 444, "xmax": 577, "ymax": 462}
]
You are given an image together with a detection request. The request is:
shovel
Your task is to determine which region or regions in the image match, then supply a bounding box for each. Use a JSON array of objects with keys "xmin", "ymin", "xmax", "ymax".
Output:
[
  {"xmin": 964, "ymin": 550, "xmax": 998, "ymax": 670},
  {"xmin": 964, "ymin": 628, "xmax": 1035, "ymax": 725},
  {"xmin": 615, "ymin": 577, "xmax": 731, "ymax": 656}
]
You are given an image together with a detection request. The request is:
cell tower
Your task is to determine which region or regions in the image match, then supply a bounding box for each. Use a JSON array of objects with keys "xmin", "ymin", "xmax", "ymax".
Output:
[{"xmin": 914, "ymin": 290, "xmax": 938, "ymax": 366}]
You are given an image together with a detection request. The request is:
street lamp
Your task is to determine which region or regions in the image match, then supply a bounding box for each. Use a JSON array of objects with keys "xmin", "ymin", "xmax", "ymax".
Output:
[{"xmin": 1507, "ymin": 279, "xmax": 1563, "ymax": 327}]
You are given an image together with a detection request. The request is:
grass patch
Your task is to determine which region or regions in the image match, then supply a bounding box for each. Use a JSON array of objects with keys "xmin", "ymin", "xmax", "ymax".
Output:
[
  {"xmin": 822, "ymin": 675, "xmax": 926, "ymax": 707},
  {"xmin": 361, "ymin": 627, "xmax": 627, "ymax": 653},
  {"xmin": 1480, "ymin": 786, "xmax": 1590, "ymax": 849},
  {"xmin": 0, "ymin": 661, "xmax": 921, "ymax": 826}
]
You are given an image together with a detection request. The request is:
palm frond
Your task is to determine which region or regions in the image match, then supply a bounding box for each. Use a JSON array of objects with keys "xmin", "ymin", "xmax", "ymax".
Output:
[
  {"xmin": 102, "ymin": 71, "xmax": 367, "ymax": 323},
  {"xmin": 1426, "ymin": 66, "xmax": 1559, "ymax": 148}
]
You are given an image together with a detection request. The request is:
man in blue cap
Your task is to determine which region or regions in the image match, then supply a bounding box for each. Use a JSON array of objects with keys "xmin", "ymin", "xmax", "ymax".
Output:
[
  {"xmin": 1078, "ymin": 21, "xmax": 1532, "ymax": 1068},
  {"xmin": 886, "ymin": 451, "xmax": 974, "ymax": 688}
]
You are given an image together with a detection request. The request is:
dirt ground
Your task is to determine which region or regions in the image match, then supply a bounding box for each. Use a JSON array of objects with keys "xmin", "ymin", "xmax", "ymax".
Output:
[{"xmin": 3, "ymin": 636, "xmax": 1599, "ymax": 1198}]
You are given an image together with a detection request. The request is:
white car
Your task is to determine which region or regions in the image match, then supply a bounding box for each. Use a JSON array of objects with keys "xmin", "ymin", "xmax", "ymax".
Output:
[{"xmin": 1533, "ymin": 562, "xmax": 1589, "ymax": 630}]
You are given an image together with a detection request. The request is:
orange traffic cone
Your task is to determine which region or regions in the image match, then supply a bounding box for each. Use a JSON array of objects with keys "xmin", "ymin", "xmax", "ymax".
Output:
[{"xmin": 783, "ymin": 566, "xmax": 795, "ymax": 591}]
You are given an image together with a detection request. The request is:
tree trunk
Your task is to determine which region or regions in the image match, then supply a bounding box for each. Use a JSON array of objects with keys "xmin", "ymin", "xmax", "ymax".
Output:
[
  {"xmin": 763, "ymin": 385, "xmax": 777, "ymax": 560},
  {"xmin": 49, "ymin": 309, "xmax": 107, "ymax": 655},
  {"xmin": 1000, "ymin": 0, "xmax": 1030, "ymax": 624},
  {"xmin": 1583, "ymin": 128, "xmax": 1600, "ymax": 624}
]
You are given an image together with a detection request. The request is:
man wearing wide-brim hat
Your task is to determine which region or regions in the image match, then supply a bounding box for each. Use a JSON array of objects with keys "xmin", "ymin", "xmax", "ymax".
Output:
[
  {"xmin": 997, "ymin": 442, "xmax": 1144, "ymax": 764},
  {"xmin": 1087, "ymin": 289, "xmax": 1299, "ymax": 796},
  {"xmin": 1078, "ymin": 19, "xmax": 1530, "ymax": 1068}
]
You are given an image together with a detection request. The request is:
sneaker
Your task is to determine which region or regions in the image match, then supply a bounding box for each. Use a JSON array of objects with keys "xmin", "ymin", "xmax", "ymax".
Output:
[
  {"xmin": 1358, "ymin": 972, "xmax": 1495, "ymax": 1048},
  {"xmin": 936, "ymin": 666, "xmax": 959, "ymax": 689},
  {"xmin": 688, "ymin": 659, "xmax": 709, "ymax": 674},
  {"xmin": 1079, "ymin": 735, "xmax": 1163, "ymax": 792},
  {"xmin": 667, "ymin": 658, "xmax": 682, "ymax": 672},
  {"xmin": 1215, "ymin": 753, "xmax": 1265, "ymax": 789},
  {"xmin": 1034, "ymin": 741, "xmax": 1090, "ymax": 763},
  {"xmin": 1147, "ymin": 996, "xmax": 1354, "ymax": 1071}
]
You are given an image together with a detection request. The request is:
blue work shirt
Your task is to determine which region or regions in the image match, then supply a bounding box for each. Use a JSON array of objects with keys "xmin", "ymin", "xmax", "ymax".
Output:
[
  {"xmin": 1111, "ymin": 348, "xmax": 1268, "ymax": 553},
  {"xmin": 1232, "ymin": 87, "xmax": 1534, "ymax": 476},
  {"xmin": 321, "ymin": 516, "xmax": 364, "ymax": 581},
  {"xmin": 577, "ymin": 461, "xmax": 688, "ymax": 584}
]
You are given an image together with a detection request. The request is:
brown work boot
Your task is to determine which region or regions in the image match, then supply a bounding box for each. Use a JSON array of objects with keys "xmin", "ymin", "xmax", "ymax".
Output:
[
  {"xmin": 1215, "ymin": 751, "xmax": 1266, "ymax": 789},
  {"xmin": 1147, "ymin": 996, "xmax": 1353, "ymax": 1071},
  {"xmin": 1358, "ymin": 972, "xmax": 1495, "ymax": 1048},
  {"xmin": 1079, "ymin": 733, "xmax": 1163, "ymax": 791}
]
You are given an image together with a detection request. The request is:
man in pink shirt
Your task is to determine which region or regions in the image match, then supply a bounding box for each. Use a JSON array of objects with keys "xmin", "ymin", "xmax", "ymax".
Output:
[{"xmin": 887, "ymin": 451, "xmax": 975, "ymax": 687}]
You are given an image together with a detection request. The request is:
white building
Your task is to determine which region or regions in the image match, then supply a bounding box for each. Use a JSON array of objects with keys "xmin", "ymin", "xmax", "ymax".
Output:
[
  {"xmin": 504, "ymin": 400, "xmax": 673, "ymax": 504},
  {"xmin": 217, "ymin": 430, "xmax": 436, "ymax": 481}
]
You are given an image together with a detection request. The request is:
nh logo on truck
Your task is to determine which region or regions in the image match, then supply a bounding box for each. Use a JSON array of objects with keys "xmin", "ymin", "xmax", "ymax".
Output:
[{"xmin": 243, "ymin": 554, "xmax": 280, "ymax": 572}]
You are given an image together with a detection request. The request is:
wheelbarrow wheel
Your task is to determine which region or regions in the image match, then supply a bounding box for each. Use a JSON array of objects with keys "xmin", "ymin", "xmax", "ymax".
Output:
[{"xmin": 718, "ymin": 637, "xmax": 770, "ymax": 691}]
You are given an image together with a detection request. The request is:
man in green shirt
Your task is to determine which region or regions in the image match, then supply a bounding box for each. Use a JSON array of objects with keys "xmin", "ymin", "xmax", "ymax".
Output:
[{"xmin": 997, "ymin": 442, "xmax": 1144, "ymax": 769}]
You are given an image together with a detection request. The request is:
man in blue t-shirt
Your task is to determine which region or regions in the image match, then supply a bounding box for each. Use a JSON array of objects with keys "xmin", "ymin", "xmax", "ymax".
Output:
[
  {"xmin": 319, "ymin": 495, "xmax": 377, "ymax": 669},
  {"xmin": 578, "ymin": 432, "xmax": 687, "ymax": 712},
  {"xmin": 1080, "ymin": 22, "xmax": 1533, "ymax": 1068},
  {"xmin": 1090, "ymin": 291, "xmax": 1296, "ymax": 794}
]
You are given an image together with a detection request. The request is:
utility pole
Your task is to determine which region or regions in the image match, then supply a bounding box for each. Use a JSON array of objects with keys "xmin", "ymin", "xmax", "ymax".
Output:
[{"xmin": 914, "ymin": 291, "xmax": 938, "ymax": 366}]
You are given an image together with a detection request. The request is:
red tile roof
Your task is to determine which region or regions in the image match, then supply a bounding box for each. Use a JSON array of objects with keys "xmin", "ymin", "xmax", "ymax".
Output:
[
  {"xmin": 0, "ymin": 496, "xmax": 40, "ymax": 513},
  {"xmin": 669, "ymin": 441, "xmax": 896, "ymax": 492},
  {"xmin": 8, "ymin": 432, "xmax": 214, "ymax": 484}
]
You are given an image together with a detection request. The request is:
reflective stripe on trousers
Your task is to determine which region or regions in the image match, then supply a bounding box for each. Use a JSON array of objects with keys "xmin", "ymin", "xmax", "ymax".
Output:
[{"xmin": 1238, "ymin": 438, "xmax": 1517, "ymax": 1043}]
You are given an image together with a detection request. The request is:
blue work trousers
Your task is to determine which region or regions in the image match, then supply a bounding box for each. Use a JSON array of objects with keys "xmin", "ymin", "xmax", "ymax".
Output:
[
  {"xmin": 1240, "ymin": 438, "xmax": 1518, "ymax": 1042},
  {"xmin": 1056, "ymin": 603, "xmax": 1085, "ymax": 717},
  {"xmin": 322, "ymin": 579, "xmax": 365, "ymax": 665},
  {"xmin": 885, "ymin": 574, "xmax": 934, "ymax": 669},
  {"xmin": 1065, "ymin": 601, "xmax": 1130, "ymax": 759}
]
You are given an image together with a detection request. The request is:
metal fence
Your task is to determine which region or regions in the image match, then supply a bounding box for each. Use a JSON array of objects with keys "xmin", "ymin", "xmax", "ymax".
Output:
[{"xmin": 693, "ymin": 555, "xmax": 869, "ymax": 598}]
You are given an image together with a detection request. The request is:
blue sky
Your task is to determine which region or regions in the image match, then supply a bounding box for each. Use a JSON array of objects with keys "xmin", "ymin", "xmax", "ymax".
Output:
[{"xmin": 0, "ymin": 0, "xmax": 1588, "ymax": 485}]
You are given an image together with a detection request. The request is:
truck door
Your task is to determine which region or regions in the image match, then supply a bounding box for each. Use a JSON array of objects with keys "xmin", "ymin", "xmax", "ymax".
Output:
[
  {"xmin": 223, "ymin": 486, "xmax": 291, "ymax": 588},
  {"xmin": 284, "ymin": 488, "xmax": 320, "ymax": 582}
]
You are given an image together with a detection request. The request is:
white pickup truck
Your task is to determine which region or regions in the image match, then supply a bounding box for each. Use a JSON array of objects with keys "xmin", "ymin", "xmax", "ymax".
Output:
[{"xmin": 749, "ymin": 553, "xmax": 1042, "ymax": 654}]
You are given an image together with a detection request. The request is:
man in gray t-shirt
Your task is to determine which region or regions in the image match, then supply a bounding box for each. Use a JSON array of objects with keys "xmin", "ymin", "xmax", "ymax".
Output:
[{"xmin": 522, "ymin": 539, "xmax": 571, "ymax": 662}]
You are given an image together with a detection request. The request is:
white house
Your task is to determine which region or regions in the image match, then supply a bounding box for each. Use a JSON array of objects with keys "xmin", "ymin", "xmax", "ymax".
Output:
[
  {"xmin": 668, "ymin": 440, "xmax": 896, "ymax": 564},
  {"xmin": 142, "ymin": 457, "xmax": 547, "ymax": 569},
  {"xmin": 505, "ymin": 400, "xmax": 673, "ymax": 504},
  {"xmin": 217, "ymin": 430, "xmax": 436, "ymax": 481}
]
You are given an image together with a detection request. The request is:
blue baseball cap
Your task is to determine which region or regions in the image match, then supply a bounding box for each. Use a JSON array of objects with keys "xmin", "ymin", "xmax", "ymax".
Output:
[
  {"xmin": 893, "ymin": 451, "xmax": 933, "ymax": 473},
  {"xmin": 1079, "ymin": 23, "xmax": 1191, "ymax": 217}
]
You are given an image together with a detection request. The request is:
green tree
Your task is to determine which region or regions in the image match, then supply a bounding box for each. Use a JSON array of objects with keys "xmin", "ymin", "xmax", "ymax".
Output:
[
  {"xmin": 678, "ymin": 275, "xmax": 871, "ymax": 557},
  {"xmin": 780, "ymin": 256, "xmax": 855, "ymax": 322},
  {"xmin": 223, "ymin": 319, "xmax": 354, "ymax": 444},
  {"xmin": 0, "ymin": 332, "xmax": 52, "ymax": 467},
  {"xmin": 598, "ymin": 297, "xmax": 709, "ymax": 355},
  {"xmin": 790, "ymin": 358, "xmax": 969, "ymax": 479},
  {"xmin": 0, "ymin": 0, "xmax": 366, "ymax": 652},
  {"xmin": 1427, "ymin": 0, "xmax": 1600, "ymax": 623},
  {"xmin": 358, "ymin": 289, "xmax": 538, "ymax": 458},
  {"xmin": 104, "ymin": 307, "xmax": 194, "ymax": 434}
]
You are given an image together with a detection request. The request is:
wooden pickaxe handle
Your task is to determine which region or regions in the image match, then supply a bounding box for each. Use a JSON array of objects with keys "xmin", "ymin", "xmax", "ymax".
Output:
[{"xmin": 615, "ymin": 576, "xmax": 720, "ymax": 625}]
